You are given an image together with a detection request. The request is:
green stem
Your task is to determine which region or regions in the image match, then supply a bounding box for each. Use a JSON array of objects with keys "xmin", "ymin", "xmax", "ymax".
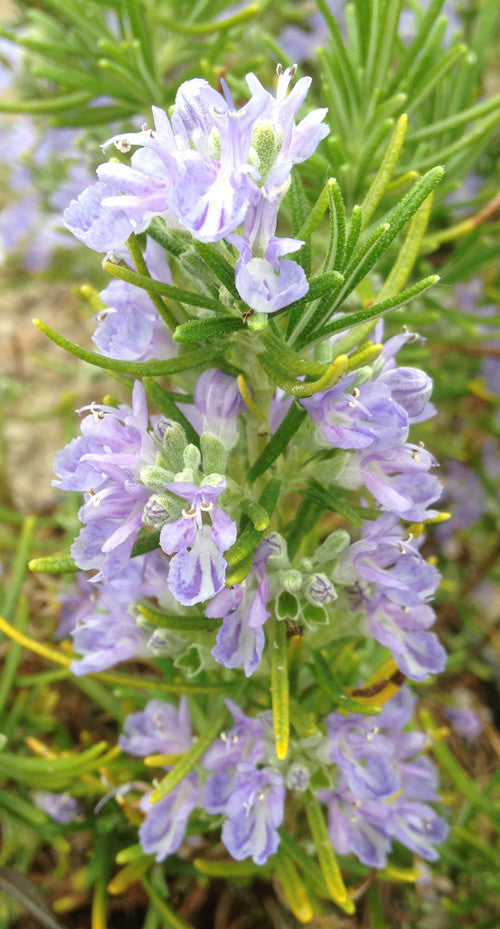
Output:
[{"xmin": 128, "ymin": 234, "xmax": 179, "ymax": 329}]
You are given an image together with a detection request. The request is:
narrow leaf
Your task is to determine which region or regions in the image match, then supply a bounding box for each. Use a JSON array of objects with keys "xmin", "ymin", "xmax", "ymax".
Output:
[
  {"xmin": 325, "ymin": 177, "xmax": 347, "ymax": 273},
  {"xmin": 344, "ymin": 204, "xmax": 363, "ymax": 262},
  {"xmin": 247, "ymin": 403, "xmax": 306, "ymax": 484},
  {"xmin": 137, "ymin": 603, "xmax": 220, "ymax": 633},
  {"xmin": 309, "ymin": 274, "xmax": 439, "ymax": 345},
  {"xmin": 258, "ymin": 353, "xmax": 349, "ymax": 398},
  {"xmin": 378, "ymin": 192, "xmax": 434, "ymax": 300},
  {"xmin": 275, "ymin": 847, "xmax": 314, "ymax": 923},
  {"xmin": 192, "ymin": 242, "xmax": 239, "ymax": 298},
  {"xmin": 311, "ymin": 653, "xmax": 382, "ymax": 716},
  {"xmin": 0, "ymin": 91, "xmax": 92, "ymax": 113},
  {"xmin": 278, "ymin": 830, "xmax": 331, "ymax": 900},
  {"xmin": 302, "ymin": 483, "xmax": 363, "ymax": 528},
  {"xmin": 194, "ymin": 859, "xmax": 267, "ymax": 878},
  {"xmin": 173, "ymin": 316, "xmax": 243, "ymax": 344},
  {"xmin": 305, "ymin": 794, "xmax": 354, "ymax": 913},
  {"xmin": 102, "ymin": 261, "xmax": 225, "ymax": 312},
  {"xmin": 226, "ymin": 479, "xmax": 281, "ymax": 566},
  {"xmin": 296, "ymin": 179, "xmax": 331, "ymax": 240},
  {"xmin": 28, "ymin": 555, "xmax": 77, "ymax": 575},
  {"xmin": 0, "ymin": 869, "xmax": 66, "ymax": 929},
  {"xmin": 150, "ymin": 705, "xmax": 227, "ymax": 802},
  {"xmin": 360, "ymin": 114, "xmax": 408, "ymax": 227},
  {"xmin": 271, "ymin": 617, "xmax": 290, "ymax": 761},
  {"xmin": 33, "ymin": 319, "xmax": 219, "ymax": 376},
  {"xmin": 161, "ymin": 3, "xmax": 258, "ymax": 34}
]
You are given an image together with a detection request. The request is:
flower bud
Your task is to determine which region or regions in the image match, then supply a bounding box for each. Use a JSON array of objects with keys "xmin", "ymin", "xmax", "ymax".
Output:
[
  {"xmin": 140, "ymin": 465, "xmax": 174, "ymax": 490},
  {"xmin": 380, "ymin": 366, "xmax": 434, "ymax": 421},
  {"xmin": 279, "ymin": 569, "xmax": 303, "ymax": 592},
  {"xmin": 304, "ymin": 573, "xmax": 337, "ymax": 605},
  {"xmin": 260, "ymin": 532, "xmax": 288, "ymax": 568},
  {"xmin": 194, "ymin": 369, "xmax": 245, "ymax": 446},
  {"xmin": 314, "ymin": 530, "xmax": 351, "ymax": 564},
  {"xmin": 183, "ymin": 443, "xmax": 201, "ymax": 472},
  {"xmin": 285, "ymin": 761, "xmax": 311, "ymax": 793},
  {"xmin": 201, "ymin": 433, "xmax": 227, "ymax": 474},
  {"xmin": 155, "ymin": 420, "xmax": 188, "ymax": 472},
  {"xmin": 315, "ymin": 452, "xmax": 351, "ymax": 485},
  {"xmin": 142, "ymin": 493, "xmax": 180, "ymax": 528}
]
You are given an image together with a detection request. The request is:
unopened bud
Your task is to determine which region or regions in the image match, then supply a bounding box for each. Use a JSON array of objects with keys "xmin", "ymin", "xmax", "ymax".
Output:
[
  {"xmin": 142, "ymin": 494, "xmax": 180, "ymax": 528},
  {"xmin": 304, "ymin": 573, "xmax": 337, "ymax": 605},
  {"xmin": 314, "ymin": 529, "xmax": 351, "ymax": 564},
  {"xmin": 140, "ymin": 465, "xmax": 173, "ymax": 490},
  {"xmin": 155, "ymin": 420, "xmax": 188, "ymax": 471},
  {"xmin": 261, "ymin": 532, "xmax": 288, "ymax": 568},
  {"xmin": 315, "ymin": 452, "xmax": 351, "ymax": 485},
  {"xmin": 201, "ymin": 433, "xmax": 227, "ymax": 474},
  {"xmin": 285, "ymin": 762, "xmax": 311, "ymax": 793},
  {"xmin": 279, "ymin": 569, "xmax": 303, "ymax": 593},
  {"xmin": 183, "ymin": 443, "xmax": 201, "ymax": 472}
]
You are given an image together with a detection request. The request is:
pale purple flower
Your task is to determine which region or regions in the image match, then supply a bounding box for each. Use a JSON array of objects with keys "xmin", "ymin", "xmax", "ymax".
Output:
[
  {"xmin": 324, "ymin": 711, "xmax": 400, "ymax": 800},
  {"xmin": 334, "ymin": 514, "xmax": 441, "ymax": 608},
  {"xmin": 322, "ymin": 785, "xmax": 392, "ymax": 868},
  {"xmin": 189, "ymin": 369, "xmax": 245, "ymax": 445},
  {"xmin": 94, "ymin": 237, "xmax": 176, "ymax": 361},
  {"xmin": 302, "ymin": 377, "xmax": 409, "ymax": 450},
  {"xmin": 70, "ymin": 595, "xmax": 148, "ymax": 676},
  {"xmin": 65, "ymin": 80, "xmax": 266, "ymax": 249},
  {"xmin": 321, "ymin": 688, "xmax": 448, "ymax": 867},
  {"xmin": 160, "ymin": 480, "xmax": 236, "ymax": 606},
  {"xmin": 378, "ymin": 366, "xmax": 435, "ymax": 424},
  {"xmin": 280, "ymin": 2, "xmax": 346, "ymax": 64},
  {"xmin": 54, "ymin": 382, "xmax": 158, "ymax": 581},
  {"xmin": 436, "ymin": 461, "xmax": 486, "ymax": 542},
  {"xmin": 33, "ymin": 791, "xmax": 83, "ymax": 824},
  {"xmin": 208, "ymin": 573, "xmax": 270, "ymax": 677},
  {"xmin": 445, "ymin": 706, "xmax": 483, "ymax": 740},
  {"xmin": 206, "ymin": 537, "xmax": 272, "ymax": 675},
  {"xmin": 221, "ymin": 763, "xmax": 285, "ymax": 865},
  {"xmin": 139, "ymin": 773, "xmax": 200, "ymax": 861},
  {"xmin": 120, "ymin": 697, "xmax": 192, "ymax": 758},
  {"xmin": 202, "ymin": 700, "xmax": 268, "ymax": 775},
  {"xmin": 368, "ymin": 595, "xmax": 447, "ymax": 682},
  {"xmin": 63, "ymin": 177, "xmax": 135, "ymax": 252},
  {"xmin": 63, "ymin": 67, "xmax": 327, "ymax": 319},
  {"xmin": 386, "ymin": 798, "xmax": 449, "ymax": 860},
  {"xmin": 338, "ymin": 441, "xmax": 441, "ymax": 521},
  {"xmin": 57, "ymin": 572, "xmax": 95, "ymax": 639},
  {"xmin": 233, "ymin": 235, "xmax": 308, "ymax": 313},
  {"xmin": 61, "ymin": 551, "xmax": 167, "ymax": 674}
]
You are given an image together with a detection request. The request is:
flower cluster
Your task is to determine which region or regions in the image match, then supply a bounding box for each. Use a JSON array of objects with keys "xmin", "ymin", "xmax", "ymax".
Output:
[
  {"xmin": 301, "ymin": 328, "xmax": 447, "ymax": 682},
  {"xmin": 64, "ymin": 66, "xmax": 329, "ymax": 314},
  {"xmin": 47, "ymin": 61, "xmax": 453, "ymax": 897},
  {"xmin": 57, "ymin": 334, "xmax": 446, "ymax": 685},
  {"xmin": 118, "ymin": 688, "xmax": 448, "ymax": 868},
  {"xmin": 321, "ymin": 689, "xmax": 449, "ymax": 867}
]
